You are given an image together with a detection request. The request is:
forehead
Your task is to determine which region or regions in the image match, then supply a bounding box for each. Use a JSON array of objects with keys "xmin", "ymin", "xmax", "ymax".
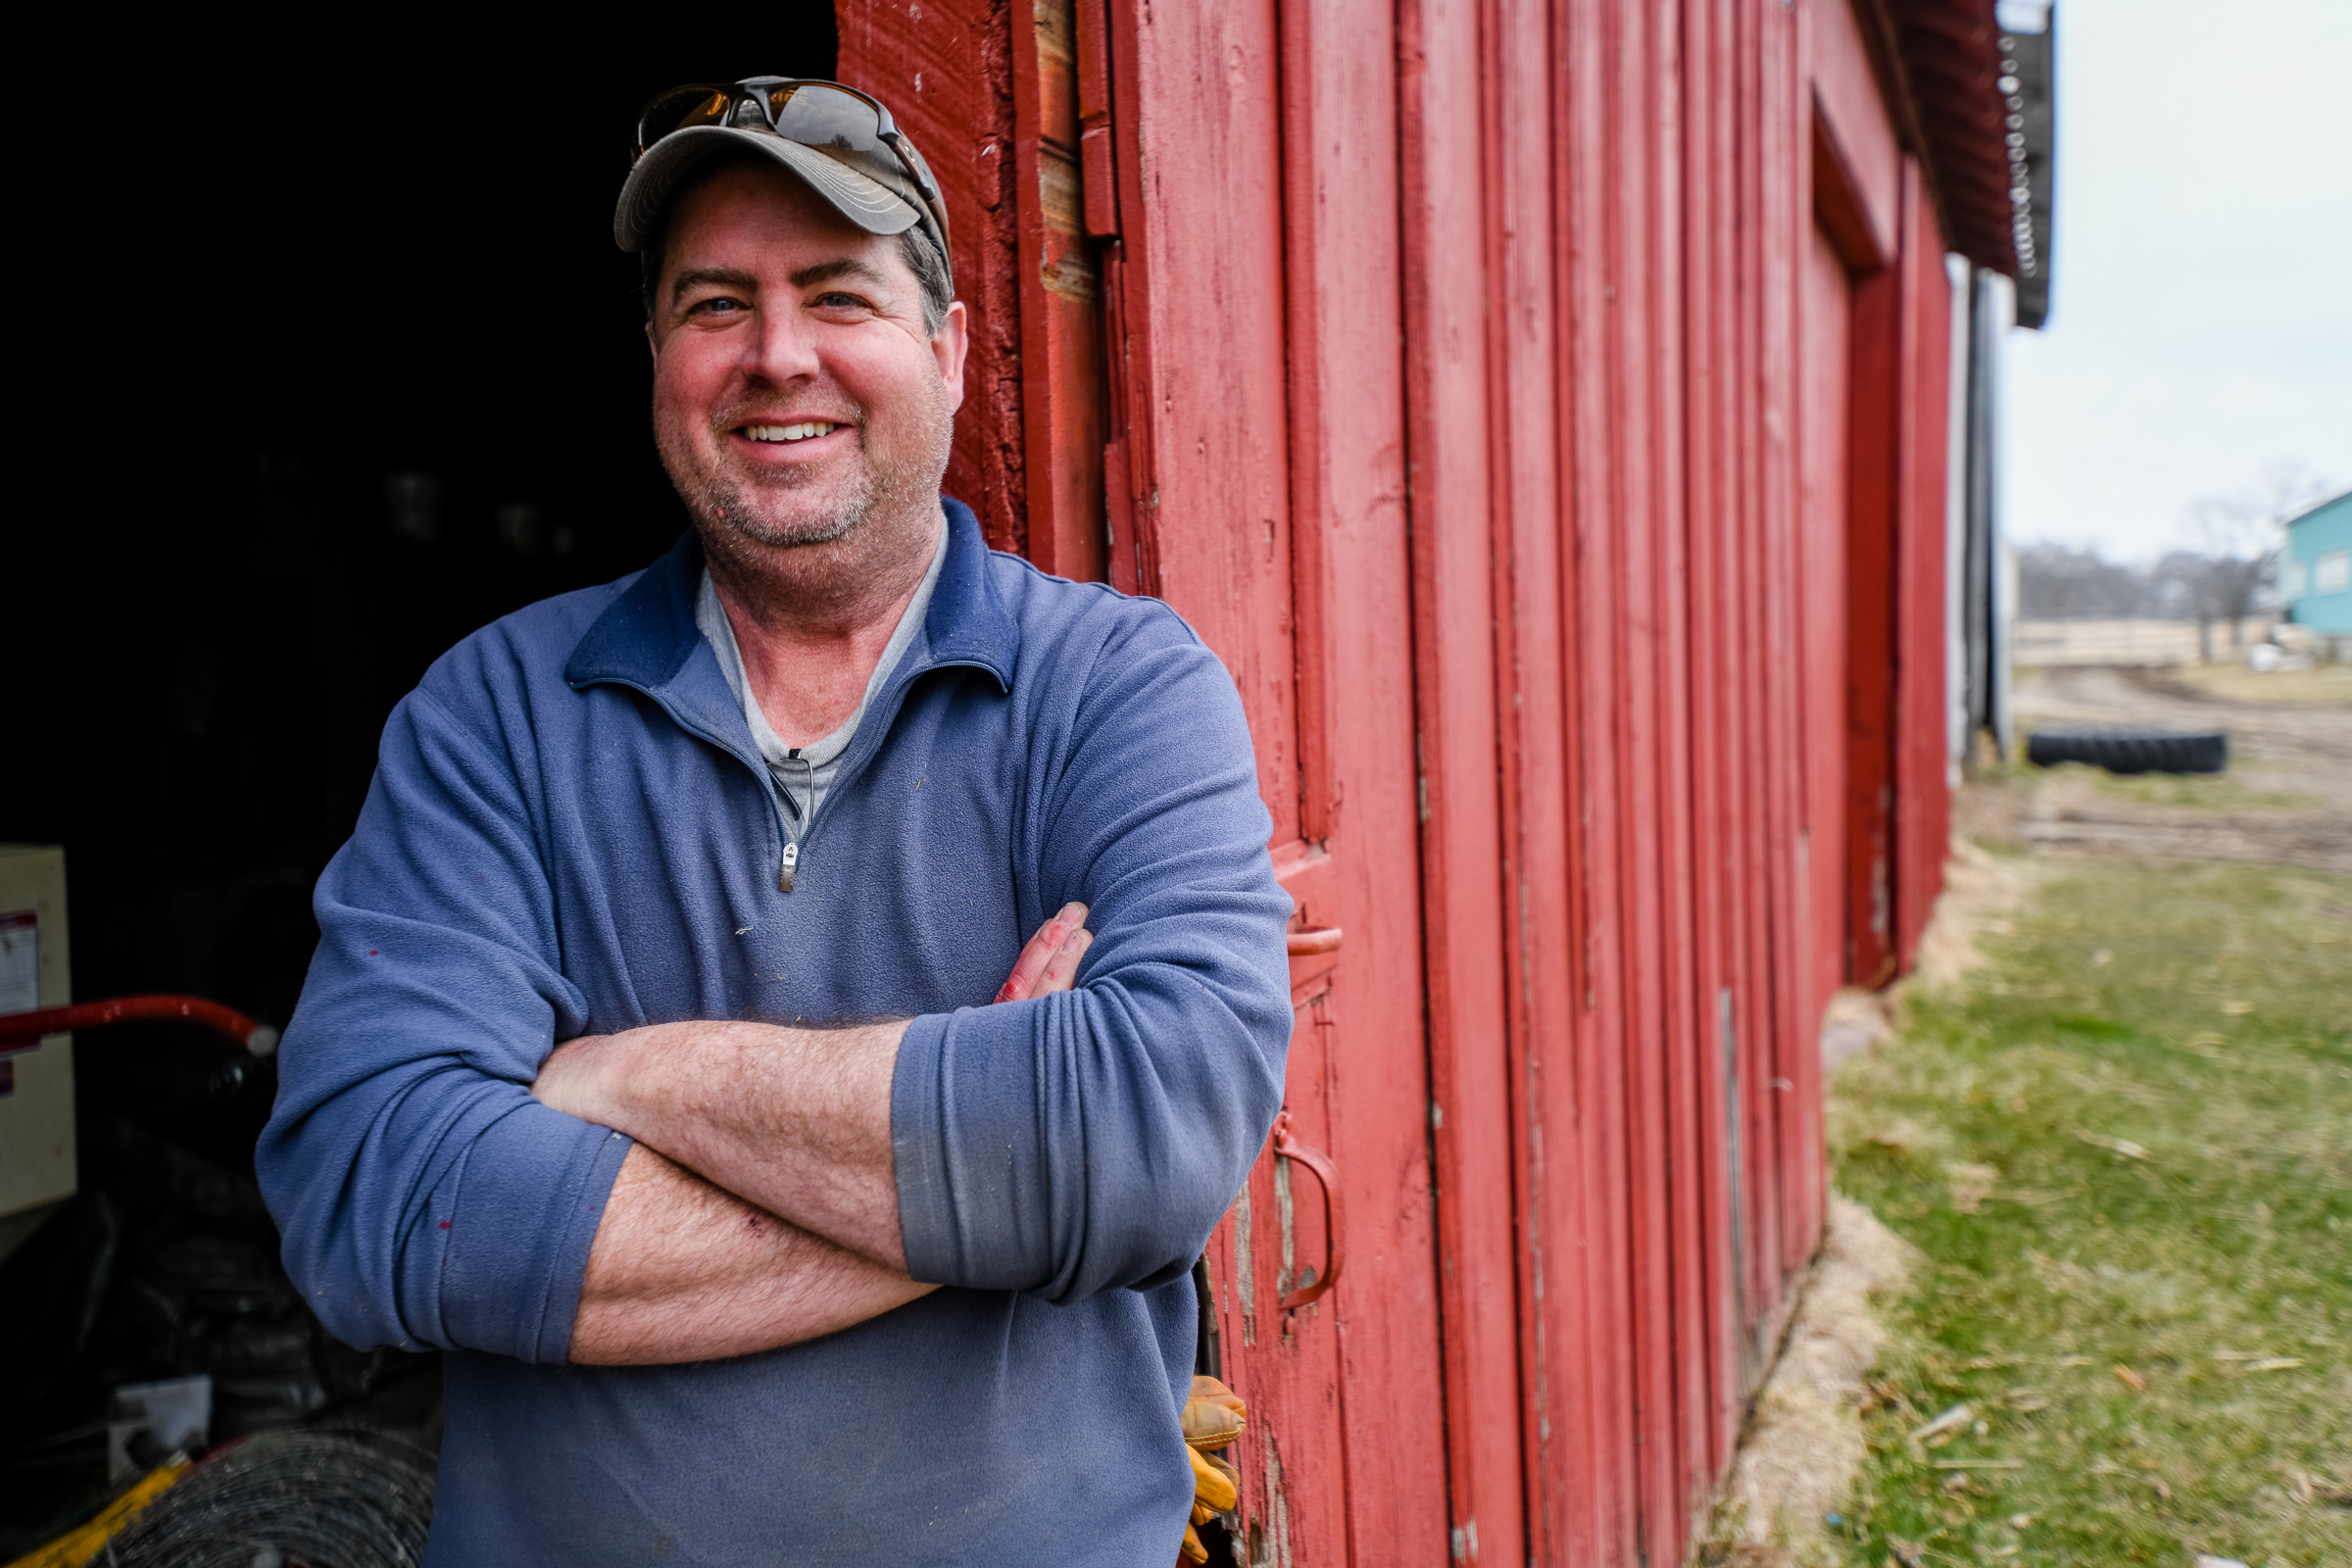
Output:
[{"xmin": 661, "ymin": 161, "xmax": 897, "ymax": 275}]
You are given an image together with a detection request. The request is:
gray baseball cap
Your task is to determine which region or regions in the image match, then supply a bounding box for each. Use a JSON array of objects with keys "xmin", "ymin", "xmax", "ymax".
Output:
[{"xmin": 614, "ymin": 78, "xmax": 952, "ymax": 280}]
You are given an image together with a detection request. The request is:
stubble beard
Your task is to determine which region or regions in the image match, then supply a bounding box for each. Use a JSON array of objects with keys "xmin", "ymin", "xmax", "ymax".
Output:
[{"xmin": 657, "ymin": 385, "xmax": 955, "ymax": 574}]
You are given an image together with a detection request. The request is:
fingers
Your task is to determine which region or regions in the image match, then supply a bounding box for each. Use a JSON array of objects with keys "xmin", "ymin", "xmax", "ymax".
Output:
[
  {"xmin": 1188, "ymin": 1445, "xmax": 1239, "ymax": 1514},
  {"xmin": 1033, "ymin": 924, "xmax": 1093, "ymax": 997},
  {"xmin": 1182, "ymin": 1393, "xmax": 1245, "ymax": 1449},
  {"xmin": 993, "ymin": 902, "xmax": 1090, "ymax": 1004}
]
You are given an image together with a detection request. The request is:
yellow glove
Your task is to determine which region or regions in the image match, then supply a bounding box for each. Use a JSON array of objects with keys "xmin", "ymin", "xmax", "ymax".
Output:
[{"xmin": 1178, "ymin": 1377, "xmax": 1247, "ymax": 1564}]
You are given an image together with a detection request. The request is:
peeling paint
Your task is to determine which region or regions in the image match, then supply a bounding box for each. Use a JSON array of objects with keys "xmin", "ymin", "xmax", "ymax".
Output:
[{"xmin": 1233, "ymin": 1177, "xmax": 1254, "ymax": 1348}]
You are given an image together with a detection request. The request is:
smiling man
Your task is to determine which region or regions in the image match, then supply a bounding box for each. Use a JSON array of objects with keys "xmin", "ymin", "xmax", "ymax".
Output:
[{"xmin": 258, "ymin": 78, "xmax": 1290, "ymax": 1565}]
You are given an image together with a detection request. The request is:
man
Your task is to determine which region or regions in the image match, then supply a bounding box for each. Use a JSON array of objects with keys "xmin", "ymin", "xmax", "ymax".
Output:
[{"xmin": 258, "ymin": 77, "xmax": 1290, "ymax": 1565}]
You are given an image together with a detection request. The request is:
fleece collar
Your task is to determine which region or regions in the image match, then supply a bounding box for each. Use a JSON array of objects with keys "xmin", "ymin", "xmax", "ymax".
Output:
[{"xmin": 562, "ymin": 498, "xmax": 1018, "ymax": 713}]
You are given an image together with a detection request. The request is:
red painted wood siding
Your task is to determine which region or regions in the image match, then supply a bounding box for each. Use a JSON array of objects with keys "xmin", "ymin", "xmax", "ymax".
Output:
[{"xmin": 836, "ymin": 0, "xmax": 1958, "ymax": 1560}]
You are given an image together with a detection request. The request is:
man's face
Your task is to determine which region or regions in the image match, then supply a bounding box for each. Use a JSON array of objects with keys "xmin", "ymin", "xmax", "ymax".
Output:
[{"xmin": 648, "ymin": 162, "xmax": 966, "ymax": 554}]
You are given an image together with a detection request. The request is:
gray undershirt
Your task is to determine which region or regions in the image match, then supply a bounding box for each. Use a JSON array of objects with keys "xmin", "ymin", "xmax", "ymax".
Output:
[{"xmin": 696, "ymin": 515, "xmax": 948, "ymax": 835}]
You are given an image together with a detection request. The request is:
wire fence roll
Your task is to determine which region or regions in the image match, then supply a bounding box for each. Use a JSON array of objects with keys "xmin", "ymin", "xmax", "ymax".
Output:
[{"xmin": 99, "ymin": 1430, "xmax": 433, "ymax": 1568}]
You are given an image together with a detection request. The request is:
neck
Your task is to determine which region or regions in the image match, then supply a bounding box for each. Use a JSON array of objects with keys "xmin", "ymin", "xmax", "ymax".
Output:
[{"xmin": 702, "ymin": 502, "xmax": 942, "ymax": 749}]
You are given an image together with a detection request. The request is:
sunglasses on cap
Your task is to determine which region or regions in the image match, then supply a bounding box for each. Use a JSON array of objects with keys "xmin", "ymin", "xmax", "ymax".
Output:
[{"xmin": 632, "ymin": 77, "xmax": 953, "ymax": 258}]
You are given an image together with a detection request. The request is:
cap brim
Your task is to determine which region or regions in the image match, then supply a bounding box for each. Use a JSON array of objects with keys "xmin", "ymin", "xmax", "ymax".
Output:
[{"xmin": 614, "ymin": 124, "xmax": 923, "ymax": 252}]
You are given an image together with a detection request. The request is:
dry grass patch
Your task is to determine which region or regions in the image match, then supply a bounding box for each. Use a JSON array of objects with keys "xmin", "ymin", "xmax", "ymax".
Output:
[
  {"xmin": 1828, "ymin": 858, "xmax": 2352, "ymax": 1566},
  {"xmin": 2158, "ymin": 662, "xmax": 2352, "ymax": 711}
]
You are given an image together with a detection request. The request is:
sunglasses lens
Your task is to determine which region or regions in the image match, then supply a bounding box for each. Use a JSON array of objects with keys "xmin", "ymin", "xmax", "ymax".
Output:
[
  {"xmin": 764, "ymin": 84, "xmax": 886, "ymax": 153},
  {"xmin": 639, "ymin": 86, "xmax": 735, "ymax": 149}
]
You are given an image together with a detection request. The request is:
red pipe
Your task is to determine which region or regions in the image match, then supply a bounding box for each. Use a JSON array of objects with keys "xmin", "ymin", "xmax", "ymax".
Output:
[{"xmin": 0, "ymin": 996, "xmax": 280, "ymax": 1057}]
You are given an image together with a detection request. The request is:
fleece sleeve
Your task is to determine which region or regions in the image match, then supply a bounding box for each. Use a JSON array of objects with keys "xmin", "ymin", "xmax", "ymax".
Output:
[
  {"xmin": 256, "ymin": 682, "xmax": 630, "ymax": 1363},
  {"xmin": 891, "ymin": 606, "xmax": 1294, "ymax": 1301}
]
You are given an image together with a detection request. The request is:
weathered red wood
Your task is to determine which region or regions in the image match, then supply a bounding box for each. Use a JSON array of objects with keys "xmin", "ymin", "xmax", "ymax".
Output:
[
  {"xmin": 1893, "ymin": 160, "xmax": 1955, "ymax": 976},
  {"xmin": 1810, "ymin": 0, "xmax": 1901, "ymax": 261},
  {"xmin": 1105, "ymin": 3, "xmax": 1325, "ymax": 1557},
  {"xmin": 1845, "ymin": 240, "xmax": 1903, "ymax": 992},
  {"xmin": 1795, "ymin": 211, "xmax": 1849, "ymax": 1298},
  {"xmin": 1586, "ymin": 0, "xmax": 1690, "ymax": 1553},
  {"xmin": 1541, "ymin": 0, "xmax": 1636, "ymax": 1560},
  {"xmin": 1633, "ymin": 1, "xmax": 1718, "ymax": 1544},
  {"xmin": 1096, "ymin": 2, "xmax": 1453, "ymax": 1563},
  {"xmin": 1814, "ymin": 0, "xmax": 1909, "ymax": 1000},
  {"xmin": 1275, "ymin": 0, "xmax": 1449, "ymax": 1560},
  {"xmin": 847, "ymin": 0, "xmax": 1970, "ymax": 1558},
  {"xmin": 1757, "ymin": 0, "xmax": 1807, "ymax": 1329},
  {"xmin": 1678, "ymin": 0, "xmax": 1744, "ymax": 1497},
  {"xmin": 1397, "ymin": 0, "xmax": 1533, "ymax": 1559},
  {"xmin": 835, "ymin": 0, "xmax": 1027, "ymax": 554},
  {"xmin": 1007, "ymin": 0, "xmax": 1108, "ymax": 583}
]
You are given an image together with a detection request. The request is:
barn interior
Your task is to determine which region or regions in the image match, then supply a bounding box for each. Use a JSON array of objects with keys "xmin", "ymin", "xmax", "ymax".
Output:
[{"xmin": 0, "ymin": 13, "xmax": 843, "ymax": 1545}]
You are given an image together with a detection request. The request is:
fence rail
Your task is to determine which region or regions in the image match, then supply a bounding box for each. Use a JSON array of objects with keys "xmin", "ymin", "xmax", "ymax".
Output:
[{"xmin": 2013, "ymin": 616, "xmax": 2272, "ymax": 666}]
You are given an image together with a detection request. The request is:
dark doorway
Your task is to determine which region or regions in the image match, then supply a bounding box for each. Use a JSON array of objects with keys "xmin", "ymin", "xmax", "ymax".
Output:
[{"xmin": 3, "ymin": 12, "xmax": 837, "ymax": 1545}]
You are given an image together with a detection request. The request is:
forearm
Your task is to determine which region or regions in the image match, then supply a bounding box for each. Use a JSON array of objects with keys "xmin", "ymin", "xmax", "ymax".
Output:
[
  {"xmin": 571, "ymin": 1143, "xmax": 932, "ymax": 1365},
  {"xmin": 540, "ymin": 1018, "xmax": 909, "ymax": 1269}
]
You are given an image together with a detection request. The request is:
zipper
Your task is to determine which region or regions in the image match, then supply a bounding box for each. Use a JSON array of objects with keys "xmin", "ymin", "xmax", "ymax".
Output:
[
  {"xmin": 774, "ymin": 748, "xmax": 812, "ymax": 893},
  {"xmin": 576, "ymin": 677, "xmax": 803, "ymax": 896},
  {"xmin": 761, "ymin": 654, "xmax": 1000, "ymax": 891}
]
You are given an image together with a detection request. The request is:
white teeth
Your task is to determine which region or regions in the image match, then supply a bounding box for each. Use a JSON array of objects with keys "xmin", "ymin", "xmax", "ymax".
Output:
[{"xmin": 747, "ymin": 421, "xmax": 839, "ymax": 443}]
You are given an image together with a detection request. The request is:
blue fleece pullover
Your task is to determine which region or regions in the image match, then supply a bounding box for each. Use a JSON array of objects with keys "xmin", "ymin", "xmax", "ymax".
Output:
[{"xmin": 257, "ymin": 501, "xmax": 1292, "ymax": 1565}]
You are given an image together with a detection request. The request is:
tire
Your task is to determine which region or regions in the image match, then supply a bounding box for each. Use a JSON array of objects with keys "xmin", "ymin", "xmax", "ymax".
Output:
[
  {"xmin": 100, "ymin": 1431, "xmax": 433, "ymax": 1568},
  {"xmin": 2025, "ymin": 726, "xmax": 2229, "ymax": 775}
]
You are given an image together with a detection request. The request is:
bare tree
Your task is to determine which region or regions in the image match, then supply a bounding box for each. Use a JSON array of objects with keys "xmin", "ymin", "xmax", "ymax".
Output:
[
  {"xmin": 2014, "ymin": 542, "xmax": 2158, "ymax": 616},
  {"xmin": 2175, "ymin": 461, "xmax": 2335, "ymax": 657}
]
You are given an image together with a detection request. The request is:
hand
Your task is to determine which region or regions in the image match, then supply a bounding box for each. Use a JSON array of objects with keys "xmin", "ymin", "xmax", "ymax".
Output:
[
  {"xmin": 536, "ymin": 905, "xmax": 1092, "ymax": 1120},
  {"xmin": 1178, "ymin": 1375, "xmax": 1246, "ymax": 1564},
  {"xmin": 995, "ymin": 902, "xmax": 1092, "ymax": 1003}
]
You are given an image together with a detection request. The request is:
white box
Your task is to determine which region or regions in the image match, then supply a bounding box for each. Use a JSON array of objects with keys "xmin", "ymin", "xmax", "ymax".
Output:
[{"xmin": 0, "ymin": 844, "xmax": 75, "ymax": 1263}]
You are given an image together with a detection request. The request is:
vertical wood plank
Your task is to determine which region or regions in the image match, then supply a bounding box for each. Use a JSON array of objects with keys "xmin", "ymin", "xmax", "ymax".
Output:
[
  {"xmin": 1276, "ymin": 0, "xmax": 1450, "ymax": 1560},
  {"xmin": 1549, "ymin": 0, "xmax": 1637, "ymax": 1558},
  {"xmin": 1009, "ymin": 0, "xmax": 1109, "ymax": 582},
  {"xmin": 1398, "ymin": 0, "xmax": 1533, "ymax": 1558}
]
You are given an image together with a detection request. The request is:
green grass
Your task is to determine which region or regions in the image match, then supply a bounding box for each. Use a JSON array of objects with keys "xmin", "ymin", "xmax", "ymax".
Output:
[
  {"xmin": 1828, "ymin": 858, "xmax": 2352, "ymax": 1566},
  {"xmin": 2080, "ymin": 766, "xmax": 2319, "ymax": 813}
]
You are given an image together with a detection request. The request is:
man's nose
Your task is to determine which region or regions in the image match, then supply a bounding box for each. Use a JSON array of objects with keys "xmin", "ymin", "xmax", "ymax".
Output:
[{"xmin": 741, "ymin": 305, "xmax": 822, "ymax": 385}]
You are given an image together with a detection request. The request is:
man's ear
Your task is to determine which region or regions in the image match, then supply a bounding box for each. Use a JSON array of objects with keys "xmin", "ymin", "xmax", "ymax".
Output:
[{"xmin": 932, "ymin": 300, "xmax": 971, "ymax": 416}]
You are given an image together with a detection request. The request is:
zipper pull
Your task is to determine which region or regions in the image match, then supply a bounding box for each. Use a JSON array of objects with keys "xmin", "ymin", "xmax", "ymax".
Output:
[{"xmin": 779, "ymin": 839, "xmax": 800, "ymax": 894}]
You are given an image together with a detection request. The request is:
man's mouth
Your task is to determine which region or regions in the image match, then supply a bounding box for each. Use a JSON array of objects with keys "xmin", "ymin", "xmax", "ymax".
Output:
[{"xmin": 740, "ymin": 421, "xmax": 845, "ymax": 444}]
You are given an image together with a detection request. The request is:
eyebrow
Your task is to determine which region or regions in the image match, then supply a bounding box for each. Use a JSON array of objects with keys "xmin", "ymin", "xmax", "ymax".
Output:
[
  {"xmin": 668, "ymin": 266, "xmax": 759, "ymax": 304},
  {"xmin": 788, "ymin": 258, "xmax": 891, "ymax": 290},
  {"xmin": 667, "ymin": 258, "xmax": 893, "ymax": 307}
]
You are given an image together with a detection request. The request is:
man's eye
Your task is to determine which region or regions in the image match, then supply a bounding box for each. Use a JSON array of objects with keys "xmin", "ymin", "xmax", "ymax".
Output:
[
  {"xmin": 688, "ymin": 297, "xmax": 746, "ymax": 317},
  {"xmin": 814, "ymin": 292, "xmax": 869, "ymax": 310}
]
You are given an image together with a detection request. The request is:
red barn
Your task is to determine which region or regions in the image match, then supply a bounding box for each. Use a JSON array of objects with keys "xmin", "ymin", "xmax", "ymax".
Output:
[
  {"xmin": 831, "ymin": 0, "xmax": 2035, "ymax": 1560},
  {"xmin": 2, "ymin": 0, "xmax": 2040, "ymax": 1558}
]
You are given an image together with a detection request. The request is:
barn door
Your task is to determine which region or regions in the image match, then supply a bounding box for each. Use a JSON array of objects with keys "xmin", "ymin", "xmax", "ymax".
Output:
[
  {"xmin": 1084, "ymin": 1, "xmax": 1448, "ymax": 1562},
  {"xmin": 837, "ymin": 0, "xmax": 1448, "ymax": 1555}
]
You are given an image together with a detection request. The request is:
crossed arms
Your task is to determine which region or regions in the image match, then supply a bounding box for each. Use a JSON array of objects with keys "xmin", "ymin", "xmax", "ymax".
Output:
[
  {"xmin": 257, "ymin": 606, "xmax": 1293, "ymax": 1372},
  {"xmin": 536, "ymin": 906, "xmax": 1094, "ymax": 1364}
]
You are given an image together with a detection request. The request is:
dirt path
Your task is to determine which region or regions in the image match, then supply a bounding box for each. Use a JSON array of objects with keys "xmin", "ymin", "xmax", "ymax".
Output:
[{"xmin": 2007, "ymin": 666, "xmax": 2352, "ymax": 875}]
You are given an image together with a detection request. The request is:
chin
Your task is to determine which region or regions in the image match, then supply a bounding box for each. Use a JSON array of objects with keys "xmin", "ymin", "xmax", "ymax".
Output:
[
  {"xmin": 733, "ymin": 486, "xmax": 876, "ymax": 547},
  {"xmin": 715, "ymin": 508, "xmax": 859, "ymax": 551}
]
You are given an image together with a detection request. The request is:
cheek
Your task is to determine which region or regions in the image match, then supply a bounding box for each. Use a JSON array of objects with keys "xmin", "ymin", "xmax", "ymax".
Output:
[
  {"xmin": 651, "ymin": 344, "xmax": 731, "ymax": 430},
  {"xmin": 823, "ymin": 344, "xmax": 946, "ymax": 436}
]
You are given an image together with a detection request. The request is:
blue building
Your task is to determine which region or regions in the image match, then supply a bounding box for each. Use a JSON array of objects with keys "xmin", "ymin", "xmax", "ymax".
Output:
[{"xmin": 2280, "ymin": 488, "xmax": 2352, "ymax": 636}]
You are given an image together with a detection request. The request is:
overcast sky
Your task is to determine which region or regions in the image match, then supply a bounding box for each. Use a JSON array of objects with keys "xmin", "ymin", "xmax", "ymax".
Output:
[{"xmin": 2000, "ymin": 0, "xmax": 2352, "ymax": 560}]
